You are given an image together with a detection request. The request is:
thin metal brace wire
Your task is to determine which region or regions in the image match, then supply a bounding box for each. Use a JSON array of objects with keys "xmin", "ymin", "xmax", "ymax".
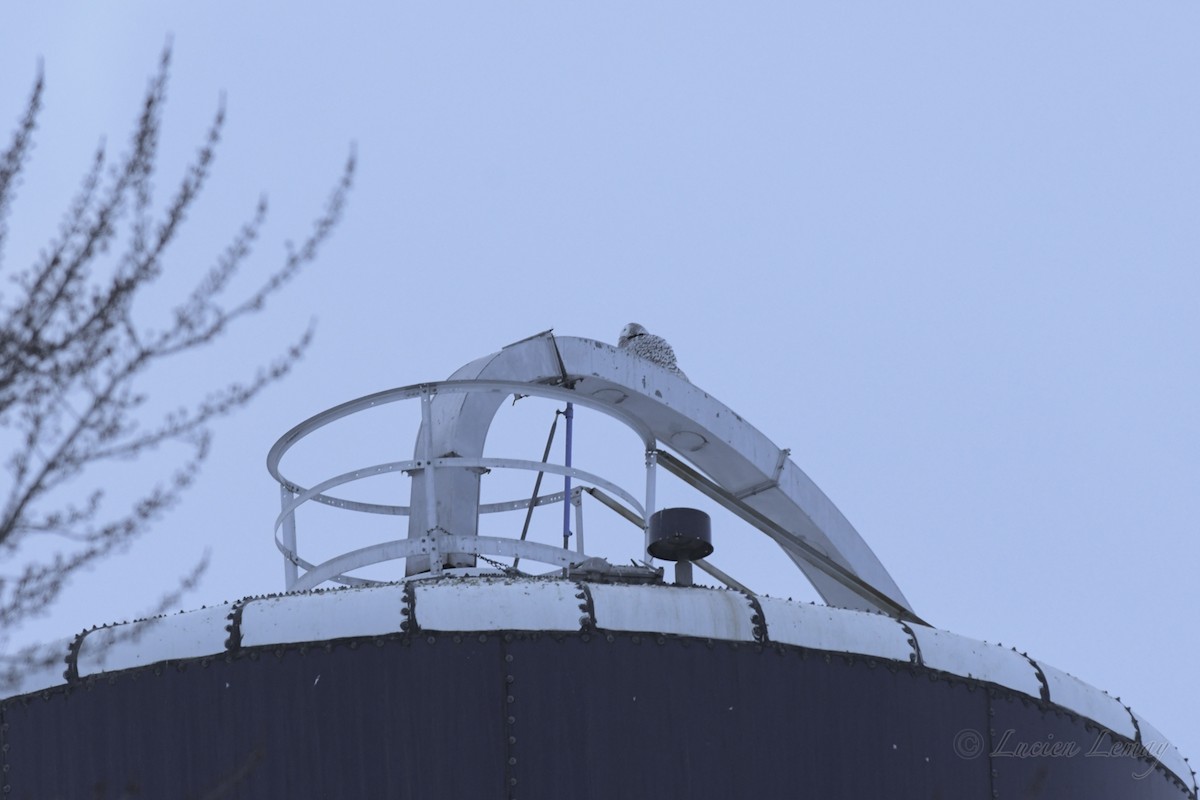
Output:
[{"xmin": 513, "ymin": 408, "xmax": 562, "ymax": 569}]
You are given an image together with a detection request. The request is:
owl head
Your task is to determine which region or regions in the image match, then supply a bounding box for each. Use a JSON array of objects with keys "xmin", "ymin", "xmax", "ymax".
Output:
[{"xmin": 619, "ymin": 322, "xmax": 648, "ymax": 347}]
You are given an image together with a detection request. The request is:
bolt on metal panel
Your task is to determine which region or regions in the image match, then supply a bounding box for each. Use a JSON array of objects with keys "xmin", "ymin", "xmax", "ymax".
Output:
[
  {"xmin": 756, "ymin": 596, "xmax": 915, "ymax": 662},
  {"xmin": 239, "ymin": 584, "xmax": 408, "ymax": 648},
  {"xmin": 908, "ymin": 625, "xmax": 1043, "ymax": 698},
  {"xmin": 588, "ymin": 583, "xmax": 757, "ymax": 642},
  {"xmin": 76, "ymin": 603, "xmax": 235, "ymax": 678},
  {"xmin": 987, "ymin": 693, "xmax": 1187, "ymax": 800},
  {"xmin": 1132, "ymin": 710, "xmax": 1197, "ymax": 792},
  {"xmin": 412, "ymin": 578, "xmax": 586, "ymax": 633},
  {"xmin": 1035, "ymin": 659, "xmax": 1138, "ymax": 741}
]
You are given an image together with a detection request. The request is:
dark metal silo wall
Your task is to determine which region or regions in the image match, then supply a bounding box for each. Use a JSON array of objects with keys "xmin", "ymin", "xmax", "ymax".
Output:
[
  {"xmin": 1, "ymin": 632, "xmax": 1190, "ymax": 799},
  {"xmin": 2, "ymin": 638, "xmax": 508, "ymax": 799}
]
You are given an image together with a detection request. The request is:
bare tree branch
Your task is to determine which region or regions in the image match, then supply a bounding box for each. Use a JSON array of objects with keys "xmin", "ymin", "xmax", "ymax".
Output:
[
  {"xmin": 0, "ymin": 45, "xmax": 353, "ymax": 684},
  {"xmin": 0, "ymin": 64, "xmax": 42, "ymax": 270}
]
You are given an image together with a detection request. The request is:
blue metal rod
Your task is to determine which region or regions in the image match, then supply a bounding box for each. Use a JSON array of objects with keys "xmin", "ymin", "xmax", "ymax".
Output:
[{"xmin": 563, "ymin": 402, "xmax": 574, "ymax": 548}]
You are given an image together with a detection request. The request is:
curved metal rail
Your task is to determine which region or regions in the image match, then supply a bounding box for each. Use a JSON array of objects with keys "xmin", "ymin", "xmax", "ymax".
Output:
[
  {"xmin": 267, "ymin": 333, "xmax": 921, "ymax": 623},
  {"xmin": 268, "ymin": 380, "xmax": 654, "ymax": 590}
]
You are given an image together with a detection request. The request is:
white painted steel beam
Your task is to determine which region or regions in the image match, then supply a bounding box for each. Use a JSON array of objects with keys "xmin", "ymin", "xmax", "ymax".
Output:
[{"xmin": 408, "ymin": 332, "xmax": 914, "ymax": 617}]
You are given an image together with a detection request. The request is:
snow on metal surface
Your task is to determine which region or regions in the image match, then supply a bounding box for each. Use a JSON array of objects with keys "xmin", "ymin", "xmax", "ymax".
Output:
[
  {"xmin": 77, "ymin": 604, "xmax": 233, "ymax": 677},
  {"xmin": 1035, "ymin": 659, "xmax": 1136, "ymax": 740},
  {"xmin": 909, "ymin": 625, "xmax": 1043, "ymax": 697},
  {"xmin": 2, "ymin": 576, "xmax": 1190, "ymax": 785},
  {"xmin": 239, "ymin": 585, "xmax": 407, "ymax": 647},
  {"xmin": 588, "ymin": 583, "xmax": 757, "ymax": 641},
  {"xmin": 412, "ymin": 578, "xmax": 585, "ymax": 632},
  {"xmin": 1132, "ymin": 711, "xmax": 1197, "ymax": 792},
  {"xmin": 756, "ymin": 597, "xmax": 914, "ymax": 662}
]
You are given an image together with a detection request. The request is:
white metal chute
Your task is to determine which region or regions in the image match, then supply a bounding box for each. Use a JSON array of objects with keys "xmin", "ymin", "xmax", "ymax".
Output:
[
  {"xmin": 407, "ymin": 331, "xmax": 916, "ymax": 619},
  {"xmin": 404, "ymin": 332, "xmax": 569, "ymax": 573}
]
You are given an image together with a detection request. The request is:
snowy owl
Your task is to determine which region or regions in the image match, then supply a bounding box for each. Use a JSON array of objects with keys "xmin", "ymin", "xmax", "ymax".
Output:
[{"xmin": 618, "ymin": 322, "xmax": 688, "ymax": 380}]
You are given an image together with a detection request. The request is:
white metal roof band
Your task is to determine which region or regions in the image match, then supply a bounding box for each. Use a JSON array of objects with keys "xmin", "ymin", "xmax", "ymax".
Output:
[{"xmin": 7, "ymin": 577, "xmax": 1193, "ymax": 794}]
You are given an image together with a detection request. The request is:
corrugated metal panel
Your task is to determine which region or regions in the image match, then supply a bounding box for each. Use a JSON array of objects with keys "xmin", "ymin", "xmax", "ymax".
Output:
[
  {"xmin": 3, "ymin": 630, "xmax": 1192, "ymax": 799},
  {"xmin": 413, "ymin": 577, "xmax": 584, "ymax": 632},
  {"xmin": 502, "ymin": 635, "xmax": 989, "ymax": 799},
  {"xmin": 239, "ymin": 585, "xmax": 407, "ymax": 647},
  {"xmin": 910, "ymin": 625, "xmax": 1043, "ymax": 697},
  {"xmin": 77, "ymin": 604, "xmax": 233, "ymax": 677},
  {"xmin": 0, "ymin": 577, "xmax": 1190, "ymax": 797},
  {"xmin": 756, "ymin": 596, "xmax": 915, "ymax": 661},
  {"xmin": 4, "ymin": 636, "xmax": 506, "ymax": 799},
  {"xmin": 1036, "ymin": 659, "xmax": 1137, "ymax": 740},
  {"xmin": 990, "ymin": 692, "xmax": 1189, "ymax": 800},
  {"xmin": 588, "ymin": 583, "xmax": 756, "ymax": 641}
]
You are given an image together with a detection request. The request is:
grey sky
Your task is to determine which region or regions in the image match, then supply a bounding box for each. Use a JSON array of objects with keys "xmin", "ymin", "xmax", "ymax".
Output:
[{"xmin": 3, "ymin": 2, "xmax": 1197, "ymax": 764}]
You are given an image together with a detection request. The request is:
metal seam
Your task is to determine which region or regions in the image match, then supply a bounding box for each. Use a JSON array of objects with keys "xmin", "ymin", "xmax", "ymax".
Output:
[
  {"xmin": 401, "ymin": 582, "xmax": 417, "ymax": 634},
  {"xmin": 224, "ymin": 598, "xmax": 247, "ymax": 653},
  {"xmin": 1018, "ymin": 651, "xmax": 1051, "ymax": 703},
  {"xmin": 744, "ymin": 593, "xmax": 769, "ymax": 644},
  {"xmin": 897, "ymin": 620, "xmax": 922, "ymax": 666},
  {"xmin": 576, "ymin": 582, "xmax": 597, "ymax": 632},
  {"xmin": 546, "ymin": 331, "xmax": 569, "ymax": 387},
  {"xmin": 501, "ymin": 638, "xmax": 518, "ymax": 799},
  {"xmin": 1130, "ymin": 709, "xmax": 1144, "ymax": 746},
  {"xmin": 63, "ymin": 630, "xmax": 85, "ymax": 684},
  {"xmin": 5, "ymin": 625, "xmax": 1191, "ymax": 797},
  {"xmin": 984, "ymin": 690, "xmax": 999, "ymax": 800}
]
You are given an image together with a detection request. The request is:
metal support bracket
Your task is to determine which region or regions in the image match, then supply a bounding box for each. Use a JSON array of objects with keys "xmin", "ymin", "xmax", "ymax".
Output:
[
  {"xmin": 655, "ymin": 449, "xmax": 926, "ymax": 625},
  {"xmin": 733, "ymin": 447, "xmax": 792, "ymax": 500}
]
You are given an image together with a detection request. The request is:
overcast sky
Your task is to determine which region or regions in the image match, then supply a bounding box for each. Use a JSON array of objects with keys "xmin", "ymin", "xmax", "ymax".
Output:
[{"xmin": 3, "ymin": 2, "xmax": 1197, "ymax": 766}]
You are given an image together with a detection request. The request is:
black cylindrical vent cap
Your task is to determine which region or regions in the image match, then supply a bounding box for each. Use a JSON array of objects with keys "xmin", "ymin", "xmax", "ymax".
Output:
[{"xmin": 647, "ymin": 507, "xmax": 713, "ymax": 561}]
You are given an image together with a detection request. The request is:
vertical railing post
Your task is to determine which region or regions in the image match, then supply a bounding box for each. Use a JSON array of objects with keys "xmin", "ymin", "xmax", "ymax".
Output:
[
  {"xmin": 420, "ymin": 390, "xmax": 442, "ymax": 574},
  {"xmin": 562, "ymin": 403, "xmax": 574, "ymax": 550},
  {"xmin": 280, "ymin": 484, "xmax": 299, "ymax": 589},
  {"xmin": 572, "ymin": 486, "xmax": 585, "ymax": 555},
  {"xmin": 644, "ymin": 448, "xmax": 658, "ymax": 560}
]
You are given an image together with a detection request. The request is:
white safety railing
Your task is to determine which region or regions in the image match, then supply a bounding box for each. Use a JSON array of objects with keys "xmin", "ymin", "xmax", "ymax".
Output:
[{"xmin": 267, "ymin": 380, "xmax": 659, "ymax": 591}]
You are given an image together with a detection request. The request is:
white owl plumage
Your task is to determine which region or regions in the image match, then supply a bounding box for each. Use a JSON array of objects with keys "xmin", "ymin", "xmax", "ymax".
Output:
[{"xmin": 618, "ymin": 322, "xmax": 688, "ymax": 381}]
